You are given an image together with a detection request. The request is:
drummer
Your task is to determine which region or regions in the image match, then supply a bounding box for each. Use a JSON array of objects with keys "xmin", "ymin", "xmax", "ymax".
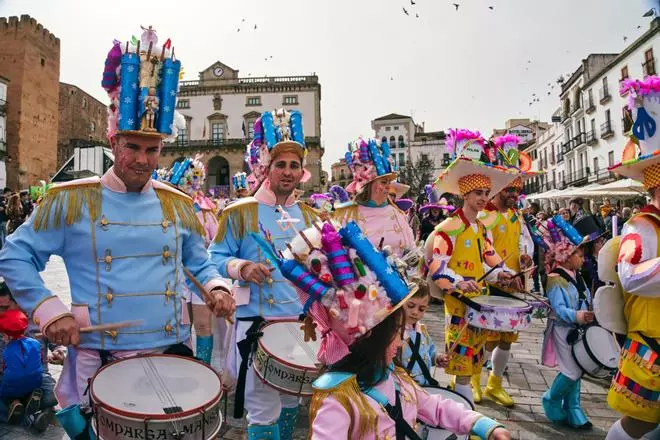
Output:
[
  {"xmin": 425, "ymin": 128, "xmax": 518, "ymax": 405},
  {"xmin": 209, "ymin": 109, "xmax": 319, "ymax": 440},
  {"xmin": 604, "ymin": 76, "xmax": 660, "ymax": 440},
  {"xmin": 476, "ymin": 134, "xmax": 534, "ymax": 408},
  {"xmin": 0, "ymin": 27, "xmax": 234, "ymax": 438}
]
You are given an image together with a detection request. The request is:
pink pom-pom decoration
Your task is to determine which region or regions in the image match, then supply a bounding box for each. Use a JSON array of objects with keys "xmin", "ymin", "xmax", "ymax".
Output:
[
  {"xmin": 446, "ymin": 128, "xmax": 486, "ymax": 158},
  {"xmin": 494, "ymin": 134, "xmax": 521, "ymax": 148}
]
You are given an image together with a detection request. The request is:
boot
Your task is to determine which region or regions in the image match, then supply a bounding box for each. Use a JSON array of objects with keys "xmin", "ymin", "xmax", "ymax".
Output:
[
  {"xmin": 484, "ymin": 373, "xmax": 514, "ymax": 407},
  {"xmin": 471, "ymin": 373, "xmax": 483, "ymax": 404},
  {"xmin": 248, "ymin": 423, "xmax": 281, "ymax": 440},
  {"xmin": 564, "ymin": 379, "xmax": 592, "ymax": 429},
  {"xmin": 7, "ymin": 400, "xmax": 24, "ymax": 425},
  {"xmin": 541, "ymin": 373, "xmax": 574, "ymax": 424},
  {"xmin": 195, "ymin": 335, "xmax": 213, "ymax": 365},
  {"xmin": 278, "ymin": 406, "xmax": 298, "ymax": 440}
]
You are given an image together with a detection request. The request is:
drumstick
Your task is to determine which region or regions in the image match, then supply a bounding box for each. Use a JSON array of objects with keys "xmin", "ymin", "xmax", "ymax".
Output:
[
  {"xmin": 35, "ymin": 320, "xmax": 144, "ymax": 338},
  {"xmin": 476, "ymin": 253, "xmax": 515, "ymax": 283},
  {"xmin": 447, "ymin": 322, "xmax": 470, "ymax": 356},
  {"xmin": 513, "ymin": 265, "xmax": 537, "ymax": 279},
  {"xmin": 184, "ymin": 268, "xmax": 235, "ymax": 325}
]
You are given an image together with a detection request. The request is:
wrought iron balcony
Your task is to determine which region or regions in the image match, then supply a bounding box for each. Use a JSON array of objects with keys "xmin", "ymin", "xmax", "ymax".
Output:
[
  {"xmin": 585, "ymin": 98, "xmax": 595, "ymax": 114},
  {"xmin": 586, "ymin": 130, "xmax": 598, "ymax": 145},
  {"xmin": 599, "ymin": 87, "xmax": 611, "ymax": 104},
  {"xmin": 600, "ymin": 120, "xmax": 614, "ymax": 139},
  {"xmin": 573, "ymin": 132, "xmax": 586, "ymax": 147}
]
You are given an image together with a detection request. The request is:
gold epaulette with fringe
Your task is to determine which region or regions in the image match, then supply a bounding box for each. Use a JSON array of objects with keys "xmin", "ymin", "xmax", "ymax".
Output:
[
  {"xmin": 152, "ymin": 180, "xmax": 204, "ymax": 236},
  {"xmin": 33, "ymin": 177, "xmax": 102, "ymax": 232},
  {"xmin": 214, "ymin": 197, "xmax": 259, "ymax": 243},
  {"xmin": 546, "ymin": 272, "xmax": 569, "ymax": 289},
  {"xmin": 332, "ymin": 202, "xmax": 359, "ymax": 225},
  {"xmin": 297, "ymin": 201, "xmax": 320, "ymax": 227},
  {"xmin": 309, "ymin": 375, "xmax": 378, "ymax": 440}
]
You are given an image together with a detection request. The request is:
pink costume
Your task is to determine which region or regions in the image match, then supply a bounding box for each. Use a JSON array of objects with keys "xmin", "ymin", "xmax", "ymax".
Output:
[{"xmin": 310, "ymin": 367, "xmax": 492, "ymax": 439}]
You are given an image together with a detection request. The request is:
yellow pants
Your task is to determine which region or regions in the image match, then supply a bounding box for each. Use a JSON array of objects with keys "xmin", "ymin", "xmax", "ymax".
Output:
[
  {"xmin": 444, "ymin": 295, "xmax": 486, "ymax": 376},
  {"xmin": 485, "ymin": 330, "xmax": 519, "ymax": 344}
]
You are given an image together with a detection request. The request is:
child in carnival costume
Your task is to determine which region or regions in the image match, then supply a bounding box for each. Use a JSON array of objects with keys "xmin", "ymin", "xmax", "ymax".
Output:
[
  {"xmin": 264, "ymin": 218, "xmax": 510, "ymax": 439},
  {"xmin": 602, "ymin": 76, "xmax": 660, "ymax": 440},
  {"xmin": 232, "ymin": 172, "xmax": 251, "ymax": 199},
  {"xmin": 334, "ymin": 137, "xmax": 415, "ymax": 258},
  {"xmin": 424, "ymin": 129, "xmax": 520, "ymax": 406},
  {"xmin": 154, "ymin": 156, "xmax": 221, "ymax": 366},
  {"xmin": 540, "ymin": 214, "xmax": 595, "ymax": 430},
  {"xmin": 475, "ymin": 134, "xmax": 535, "ymax": 407},
  {"xmin": 209, "ymin": 109, "xmax": 319, "ymax": 440}
]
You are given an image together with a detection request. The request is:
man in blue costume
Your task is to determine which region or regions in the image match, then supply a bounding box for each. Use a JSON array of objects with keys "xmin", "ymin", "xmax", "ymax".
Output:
[
  {"xmin": 0, "ymin": 27, "xmax": 234, "ymax": 439},
  {"xmin": 210, "ymin": 109, "xmax": 318, "ymax": 440}
]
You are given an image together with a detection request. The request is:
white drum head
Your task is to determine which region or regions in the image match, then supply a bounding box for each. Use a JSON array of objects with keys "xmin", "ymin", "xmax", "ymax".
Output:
[
  {"xmin": 91, "ymin": 355, "xmax": 221, "ymax": 416},
  {"xmin": 471, "ymin": 296, "xmax": 528, "ymax": 308},
  {"xmin": 261, "ymin": 321, "xmax": 321, "ymax": 368},
  {"xmin": 422, "ymin": 388, "xmax": 472, "ymax": 440},
  {"xmin": 594, "ymin": 284, "xmax": 627, "ymax": 334},
  {"xmin": 585, "ymin": 326, "xmax": 620, "ymax": 369}
]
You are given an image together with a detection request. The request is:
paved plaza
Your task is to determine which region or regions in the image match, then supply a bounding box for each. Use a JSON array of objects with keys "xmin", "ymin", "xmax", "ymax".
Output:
[{"xmin": 1, "ymin": 257, "xmax": 652, "ymax": 439}]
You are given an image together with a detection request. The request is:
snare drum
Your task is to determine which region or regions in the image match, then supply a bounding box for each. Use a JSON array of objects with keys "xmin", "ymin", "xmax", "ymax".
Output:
[
  {"xmin": 571, "ymin": 325, "xmax": 620, "ymax": 379},
  {"xmin": 464, "ymin": 296, "xmax": 533, "ymax": 332},
  {"xmin": 90, "ymin": 354, "xmax": 223, "ymax": 440},
  {"xmin": 253, "ymin": 320, "xmax": 322, "ymax": 396},
  {"xmin": 421, "ymin": 387, "xmax": 473, "ymax": 440}
]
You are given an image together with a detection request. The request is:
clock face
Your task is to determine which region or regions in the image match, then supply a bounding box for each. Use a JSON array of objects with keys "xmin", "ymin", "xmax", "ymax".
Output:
[{"xmin": 213, "ymin": 67, "xmax": 224, "ymax": 77}]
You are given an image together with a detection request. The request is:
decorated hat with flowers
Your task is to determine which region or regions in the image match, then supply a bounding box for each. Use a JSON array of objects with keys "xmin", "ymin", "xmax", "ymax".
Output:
[
  {"xmin": 539, "ymin": 213, "xmax": 601, "ymax": 273},
  {"xmin": 153, "ymin": 155, "xmax": 215, "ymax": 211},
  {"xmin": 232, "ymin": 172, "xmax": 250, "ymax": 193},
  {"xmin": 245, "ymin": 109, "xmax": 309, "ymax": 184},
  {"xmin": 252, "ymin": 219, "xmax": 415, "ymax": 365},
  {"xmin": 102, "ymin": 26, "xmax": 184, "ymax": 141},
  {"xmin": 610, "ymin": 76, "xmax": 660, "ymax": 189},
  {"xmin": 492, "ymin": 134, "xmax": 535, "ymax": 190},
  {"xmin": 434, "ymin": 129, "xmax": 519, "ymax": 197},
  {"xmin": 345, "ymin": 137, "xmax": 397, "ymax": 194}
]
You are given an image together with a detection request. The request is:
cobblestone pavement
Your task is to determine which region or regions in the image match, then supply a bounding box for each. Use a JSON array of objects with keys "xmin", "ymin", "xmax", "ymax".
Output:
[{"xmin": 1, "ymin": 257, "xmax": 652, "ymax": 439}]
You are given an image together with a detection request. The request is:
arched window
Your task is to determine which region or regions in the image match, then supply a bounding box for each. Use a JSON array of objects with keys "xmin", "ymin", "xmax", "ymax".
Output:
[
  {"xmin": 389, "ymin": 136, "xmax": 396, "ymax": 148},
  {"xmin": 398, "ymin": 135, "xmax": 405, "ymax": 148}
]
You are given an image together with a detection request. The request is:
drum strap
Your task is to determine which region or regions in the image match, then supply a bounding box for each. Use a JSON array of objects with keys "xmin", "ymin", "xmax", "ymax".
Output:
[
  {"xmin": 365, "ymin": 387, "xmax": 423, "ymax": 440},
  {"xmin": 234, "ymin": 316, "xmax": 266, "ymax": 419},
  {"xmin": 639, "ymin": 332, "xmax": 660, "ymax": 354},
  {"xmin": 551, "ymin": 268, "xmax": 589, "ymax": 307},
  {"xmin": 406, "ymin": 334, "xmax": 439, "ymax": 388}
]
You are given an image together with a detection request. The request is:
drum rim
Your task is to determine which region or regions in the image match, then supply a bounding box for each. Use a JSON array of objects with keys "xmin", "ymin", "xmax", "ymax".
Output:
[
  {"xmin": 469, "ymin": 296, "xmax": 533, "ymax": 313},
  {"xmin": 570, "ymin": 330, "xmax": 615, "ymax": 378},
  {"xmin": 257, "ymin": 320, "xmax": 321, "ymax": 372},
  {"xmin": 90, "ymin": 354, "xmax": 223, "ymax": 420},
  {"xmin": 421, "ymin": 386, "xmax": 475, "ymax": 411},
  {"xmin": 253, "ymin": 361, "xmax": 314, "ymax": 397}
]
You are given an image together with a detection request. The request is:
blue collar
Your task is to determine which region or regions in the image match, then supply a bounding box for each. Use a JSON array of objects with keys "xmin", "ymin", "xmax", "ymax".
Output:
[{"xmin": 360, "ymin": 200, "xmax": 389, "ymax": 208}]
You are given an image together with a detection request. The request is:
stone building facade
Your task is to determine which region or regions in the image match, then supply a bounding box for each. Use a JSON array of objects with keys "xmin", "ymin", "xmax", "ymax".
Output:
[
  {"xmin": 159, "ymin": 61, "xmax": 324, "ymax": 197},
  {"xmin": 57, "ymin": 83, "xmax": 108, "ymax": 168},
  {"xmin": 0, "ymin": 15, "xmax": 60, "ymax": 189}
]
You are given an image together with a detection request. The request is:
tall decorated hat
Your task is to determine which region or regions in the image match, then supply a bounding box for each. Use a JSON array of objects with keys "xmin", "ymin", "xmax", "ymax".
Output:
[
  {"xmin": 610, "ymin": 76, "xmax": 660, "ymax": 189},
  {"xmin": 102, "ymin": 26, "xmax": 183, "ymax": 141},
  {"xmin": 153, "ymin": 155, "xmax": 215, "ymax": 210},
  {"xmin": 419, "ymin": 184, "xmax": 453, "ymax": 214},
  {"xmin": 434, "ymin": 129, "xmax": 519, "ymax": 197},
  {"xmin": 253, "ymin": 219, "xmax": 415, "ymax": 365},
  {"xmin": 232, "ymin": 172, "xmax": 250, "ymax": 193},
  {"xmin": 345, "ymin": 137, "xmax": 396, "ymax": 194},
  {"xmin": 245, "ymin": 109, "xmax": 308, "ymax": 184},
  {"xmin": 492, "ymin": 134, "xmax": 535, "ymax": 191},
  {"xmin": 540, "ymin": 214, "xmax": 591, "ymax": 273},
  {"xmin": 328, "ymin": 185, "xmax": 350, "ymax": 205}
]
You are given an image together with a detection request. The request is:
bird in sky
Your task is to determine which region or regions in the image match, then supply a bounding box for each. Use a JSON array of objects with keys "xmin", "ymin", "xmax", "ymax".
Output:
[
  {"xmin": 241, "ymin": 18, "xmax": 245, "ymax": 22},
  {"xmin": 390, "ymin": 76, "xmax": 394, "ymax": 81},
  {"xmin": 254, "ymin": 24, "xmax": 258, "ymax": 30},
  {"xmin": 638, "ymin": 25, "xmax": 642, "ymax": 29},
  {"xmin": 453, "ymin": 3, "xmax": 460, "ymax": 11},
  {"xmin": 623, "ymin": 35, "xmax": 628, "ymax": 42},
  {"xmin": 488, "ymin": 6, "xmax": 494, "ymax": 10},
  {"xmin": 403, "ymin": 7, "xmax": 409, "ymax": 15},
  {"xmin": 416, "ymin": 13, "xmax": 419, "ymax": 18},
  {"xmin": 237, "ymin": 28, "xmax": 240, "ymax": 32},
  {"xmin": 411, "ymin": 0, "xmax": 416, "ymax": 5}
]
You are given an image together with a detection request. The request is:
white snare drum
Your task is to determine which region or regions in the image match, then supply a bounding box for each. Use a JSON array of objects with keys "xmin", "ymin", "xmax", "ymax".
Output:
[
  {"xmin": 90, "ymin": 354, "xmax": 223, "ymax": 440},
  {"xmin": 571, "ymin": 325, "xmax": 620, "ymax": 379},
  {"xmin": 464, "ymin": 296, "xmax": 533, "ymax": 332},
  {"xmin": 422, "ymin": 387, "xmax": 473, "ymax": 440},
  {"xmin": 253, "ymin": 320, "xmax": 322, "ymax": 396}
]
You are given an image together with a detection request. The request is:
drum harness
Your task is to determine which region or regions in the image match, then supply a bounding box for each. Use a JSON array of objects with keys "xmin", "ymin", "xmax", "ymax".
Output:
[
  {"xmin": 405, "ymin": 332, "xmax": 439, "ymax": 387},
  {"xmin": 234, "ymin": 316, "xmax": 266, "ymax": 418},
  {"xmin": 550, "ymin": 268, "xmax": 591, "ymax": 345}
]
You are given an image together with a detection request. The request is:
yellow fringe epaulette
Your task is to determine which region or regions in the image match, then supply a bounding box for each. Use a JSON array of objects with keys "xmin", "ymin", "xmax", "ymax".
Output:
[
  {"xmin": 309, "ymin": 375, "xmax": 378, "ymax": 440},
  {"xmin": 297, "ymin": 201, "xmax": 320, "ymax": 227},
  {"xmin": 434, "ymin": 215, "xmax": 466, "ymax": 237},
  {"xmin": 477, "ymin": 210, "xmax": 501, "ymax": 231},
  {"xmin": 214, "ymin": 197, "xmax": 259, "ymax": 243},
  {"xmin": 545, "ymin": 272, "xmax": 569, "ymax": 289},
  {"xmin": 332, "ymin": 201, "xmax": 358, "ymax": 225},
  {"xmin": 33, "ymin": 177, "xmax": 102, "ymax": 232},
  {"xmin": 152, "ymin": 180, "xmax": 204, "ymax": 236}
]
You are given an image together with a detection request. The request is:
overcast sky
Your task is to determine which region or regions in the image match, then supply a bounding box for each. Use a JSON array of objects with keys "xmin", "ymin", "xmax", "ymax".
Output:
[{"xmin": 0, "ymin": 0, "xmax": 656, "ymax": 172}]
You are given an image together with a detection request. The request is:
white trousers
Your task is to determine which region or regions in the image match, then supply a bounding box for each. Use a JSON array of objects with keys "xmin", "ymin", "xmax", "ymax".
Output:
[
  {"xmin": 231, "ymin": 319, "xmax": 299, "ymax": 426},
  {"xmin": 552, "ymin": 325, "xmax": 583, "ymax": 381}
]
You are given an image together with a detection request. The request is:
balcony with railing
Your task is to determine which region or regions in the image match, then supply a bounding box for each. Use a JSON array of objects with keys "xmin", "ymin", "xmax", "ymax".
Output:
[
  {"xmin": 594, "ymin": 168, "xmax": 617, "ymax": 183},
  {"xmin": 557, "ymin": 152, "xmax": 564, "ymax": 164},
  {"xmin": 561, "ymin": 109, "xmax": 570, "ymax": 123},
  {"xmin": 585, "ymin": 97, "xmax": 595, "ymax": 114},
  {"xmin": 565, "ymin": 167, "xmax": 590, "ymax": 186},
  {"xmin": 164, "ymin": 136, "xmax": 321, "ymax": 150},
  {"xmin": 586, "ymin": 130, "xmax": 598, "ymax": 145},
  {"xmin": 570, "ymin": 100, "xmax": 582, "ymax": 116},
  {"xmin": 643, "ymin": 58, "xmax": 656, "ymax": 76},
  {"xmin": 600, "ymin": 120, "xmax": 614, "ymax": 139},
  {"xmin": 599, "ymin": 86, "xmax": 611, "ymax": 104},
  {"xmin": 573, "ymin": 132, "xmax": 586, "ymax": 148}
]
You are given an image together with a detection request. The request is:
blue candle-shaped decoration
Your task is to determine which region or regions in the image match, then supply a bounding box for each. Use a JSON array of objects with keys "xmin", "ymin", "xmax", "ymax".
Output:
[
  {"xmin": 170, "ymin": 158, "xmax": 191, "ymax": 186},
  {"xmin": 118, "ymin": 53, "xmax": 140, "ymax": 131},
  {"xmin": 339, "ymin": 221, "xmax": 408, "ymax": 303},
  {"xmin": 551, "ymin": 214, "xmax": 584, "ymax": 246},
  {"xmin": 368, "ymin": 139, "xmax": 386, "ymax": 176},
  {"xmin": 380, "ymin": 139, "xmax": 392, "ymax": 173},
  {"xmin": 156, "ymin": 58, "xmax": 181, "ymax": 134},
  {"xmin": 344, "ymin": 151, "xmax": 353, "ymax": 167},
  {"xmin": 261, "ymin": 112, "xmax": 277, "ymax": 148},
  {"xmin": 359, "ymin": 139, "xmax": 370, "ymax": 163},
  {"xmin": 280, "ymin": 259, "xmax": 331, "ymax": 312},
  {"xmin": 290, "ymin": 110, "xmax": 304, "ymax": 145}
]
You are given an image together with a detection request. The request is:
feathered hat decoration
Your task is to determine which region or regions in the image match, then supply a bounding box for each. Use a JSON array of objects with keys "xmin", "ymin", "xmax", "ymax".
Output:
[{"xmin": 345, "ymin": 137, "xmax": 396, "ymax": 194}]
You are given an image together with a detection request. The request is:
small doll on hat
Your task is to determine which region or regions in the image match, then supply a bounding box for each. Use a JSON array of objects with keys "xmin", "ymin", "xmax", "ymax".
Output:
[
  {"xmin": 0, "ymin": 309, "xmax": 44, "ymax": 425},
  {"xmin": 540, "ymin": 215, "xmax": 596, "ymax": 430},
  {"xmin": 260, "ymin": 220, "xmax": 510, "ymax": 439}
]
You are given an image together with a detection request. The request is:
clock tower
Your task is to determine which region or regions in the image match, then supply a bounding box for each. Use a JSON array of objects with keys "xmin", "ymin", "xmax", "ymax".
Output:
[{"xmin": 199, "ymin": 61, "xmax": 238, "ymax": 82}]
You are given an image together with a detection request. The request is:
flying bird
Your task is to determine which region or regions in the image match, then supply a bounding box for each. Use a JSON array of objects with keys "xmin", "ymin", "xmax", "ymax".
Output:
[
  {"xmin": 623, "ymin": 35, "xmax": 628, "ymax": 42},
  {"xmin": 237, "ymin": 28, "xmax": 241, "ymax": 32},
  {"xmin": 403, "ymin": 7, "xmax": 409, "ymax": 15},
  {"xmin": 488, "ymin": 6, "xmax": 494, "ymax": 10},
  {"xmin": 242, "ymin": 18, "xmax": 245, "ymax": 22},
  {"xmin": 638, "ymin": 25, "xmax": 642, "ymax": 29},
  {"xmin": 254, "ymin": 24, "xmax": 258, "ymax": 30},
  {"xmin": 453, "ymin": 3, "xmax": 460, "ymax": 11},
  {"xmin": 411, "ymin": 0, "xmax": 416, "ymax": 4},
  {"xmin": 390, "ymin": 77, "xmax": 394, "ymax": 81},
  {"xmin": 416, "ymin": 13, "xmax": 419, "ymax": 18}
]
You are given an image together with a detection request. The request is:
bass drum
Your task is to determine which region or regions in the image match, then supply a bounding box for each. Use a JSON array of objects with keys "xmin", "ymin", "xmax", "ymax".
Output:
[
  {"xmin": 571, "ymin": 325, "xmax": 620, "ymax": 379},
  {"xmin": 421, "ymin": 387, "xmax": 473, "ymax": 440}
]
